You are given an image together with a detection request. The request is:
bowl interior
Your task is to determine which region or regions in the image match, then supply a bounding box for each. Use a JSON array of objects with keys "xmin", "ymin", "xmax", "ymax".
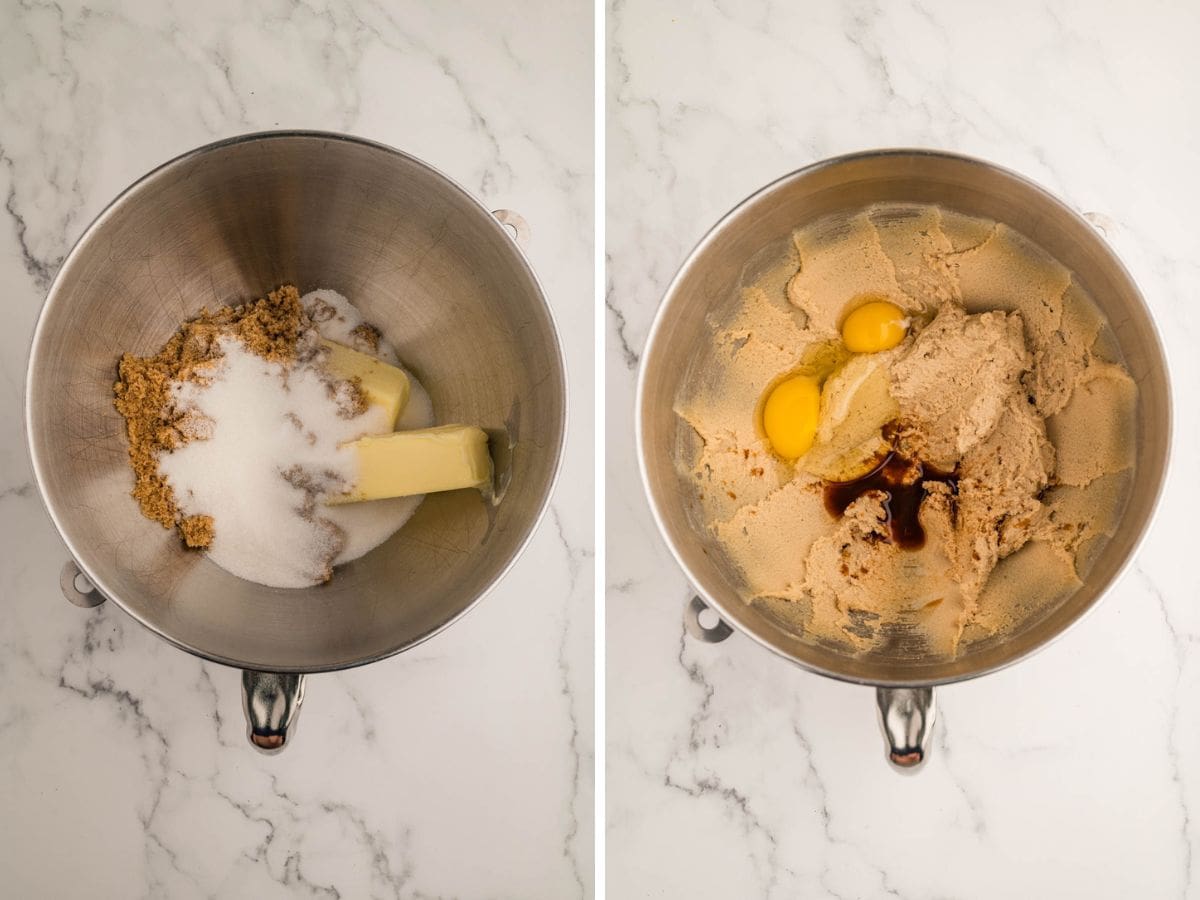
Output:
[
  {"xmin": 28, "ymin": 133, "xmax": 565, "ymax": 671},
  {"xmin": 639, "ymin": 151, "xmax": 1170, "ymax": 685}
]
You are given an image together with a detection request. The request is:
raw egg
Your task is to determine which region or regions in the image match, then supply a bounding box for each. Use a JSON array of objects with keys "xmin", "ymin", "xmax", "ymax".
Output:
[
  {"xmin": 841, "ymin": 299, "xmax": 908, "ymax": 353},
  {"xmin": 761, "ymin": 374, "xmax": 821, "ymax": 459}
]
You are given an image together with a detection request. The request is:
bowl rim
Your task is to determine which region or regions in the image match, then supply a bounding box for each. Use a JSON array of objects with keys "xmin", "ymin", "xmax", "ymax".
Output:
[
  {"xmin": 24, "ymin": 128, "xmax": 569, "ymax": 673},
  {"xmin": 635, "ymin": 146, "xmax": 1173, "ymax": 688}
]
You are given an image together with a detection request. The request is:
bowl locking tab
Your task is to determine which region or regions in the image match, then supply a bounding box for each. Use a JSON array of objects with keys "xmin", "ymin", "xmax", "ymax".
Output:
[
  {"xmin": 60, "ymin": 559, "xmax": 105, "ymax": 609},
  {"xmin": 683, "ymin": 595, "xmax": 733, "ymax": 643}
]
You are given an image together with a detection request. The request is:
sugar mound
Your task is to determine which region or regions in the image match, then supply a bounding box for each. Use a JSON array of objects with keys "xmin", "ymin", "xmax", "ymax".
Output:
[{"xmin": 158, "ymin": 289, "xmax": 434, "ymax": 588}]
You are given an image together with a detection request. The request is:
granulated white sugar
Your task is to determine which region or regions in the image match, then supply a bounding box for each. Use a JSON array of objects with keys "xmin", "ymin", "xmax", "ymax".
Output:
[{"xmin": 157, "ymin": 289, "xmax": 434, "ymax": 588}]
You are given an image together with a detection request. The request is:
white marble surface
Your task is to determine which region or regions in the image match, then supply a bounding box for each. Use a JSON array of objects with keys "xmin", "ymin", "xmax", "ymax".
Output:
[
  {"xmin": 0, "ymin": 1, "xmax": 592, "ymax": 897},
  {"xmin": 607, "ymin": 0, "xmax": 1199, "ymax": 896}
]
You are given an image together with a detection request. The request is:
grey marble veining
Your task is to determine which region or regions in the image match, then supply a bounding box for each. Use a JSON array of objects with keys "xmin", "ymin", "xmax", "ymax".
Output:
[
  {"xmin": 0, "ymin": 1, "xmax": 593, "ymax": 897},
  {"xmin": 607, "ymin": 0, "xmax": 1200, "ymax": 896}
]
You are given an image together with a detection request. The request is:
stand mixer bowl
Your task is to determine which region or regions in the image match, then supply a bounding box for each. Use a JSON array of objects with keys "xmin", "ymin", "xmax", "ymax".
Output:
[
  {"xmin": 26, "ymin": 131, "xmax": 567, "ymax": 751},
  {"xmin": 637, "ymin": 149, "xmax": 1170, "ymax": 768}
]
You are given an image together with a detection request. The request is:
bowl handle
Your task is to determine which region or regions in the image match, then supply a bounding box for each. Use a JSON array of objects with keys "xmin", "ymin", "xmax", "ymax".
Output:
[
  {"xmin": 876, "ymin": 686, "xmax": 936, "ymax": 770},
  {"xmin": 242, "ymin": 670, "xmax": 306, "ymax": 753}
]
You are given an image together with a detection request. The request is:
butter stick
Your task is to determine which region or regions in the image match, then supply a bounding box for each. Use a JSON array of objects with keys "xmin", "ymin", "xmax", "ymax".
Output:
[
  {"xmin": 321, "ymin": 339, "xmax": 410, "ymax": 428},
  {"xmin": 329, "ymin": 425, "xmax": 492, "ymax": 504}
]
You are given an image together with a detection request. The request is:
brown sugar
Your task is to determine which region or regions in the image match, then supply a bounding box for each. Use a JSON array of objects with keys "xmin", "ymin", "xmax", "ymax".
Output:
[
  {"xmin": 350, "ymin": 323, "xmax": 382, "ymax": 353},
  {"xmin": 112, "ymin": 285, "xmax": 307, "ymax": 549},
  {"xmin": 179, "ymin": 515, "xmax": 215, "ymax": 548}
]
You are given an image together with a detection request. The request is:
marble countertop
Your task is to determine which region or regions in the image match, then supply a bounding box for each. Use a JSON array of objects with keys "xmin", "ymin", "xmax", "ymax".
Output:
[
  {"xmin": 607, "ymin": 0, "xmax": 1199, "ymax": 897},
  {"xmin": 0, "ymin": 1, "xmax": 592, "ymax": 897}
]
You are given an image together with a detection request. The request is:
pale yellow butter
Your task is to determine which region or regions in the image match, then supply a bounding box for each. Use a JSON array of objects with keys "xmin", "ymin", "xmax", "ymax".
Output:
[
  {"xmin": 330, "ymin": 425, "xmax": 493, "ymax": 504},
  {"xmin": 321, "ymin": 339, "xmax": 410, "ymax": 428}
]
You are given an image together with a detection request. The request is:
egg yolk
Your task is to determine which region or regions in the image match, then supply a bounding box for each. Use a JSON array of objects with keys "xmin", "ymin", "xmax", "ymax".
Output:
[
  {"xmin": 761, "ymin": 374, "xmax": 821, "ymax": 459},
  {"xmin": 841, "ymin": 300, "xmax": 908, "ymax": 353}
]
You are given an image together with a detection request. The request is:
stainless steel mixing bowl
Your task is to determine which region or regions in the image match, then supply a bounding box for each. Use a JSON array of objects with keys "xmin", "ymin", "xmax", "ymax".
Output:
[
  {"xmin": 26, "ymin": 131, "xmax": 566, "ymax": 750},
  {"xmin": 637, "ymin": 149, "xmax": 1170, "ymax": 768}
]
